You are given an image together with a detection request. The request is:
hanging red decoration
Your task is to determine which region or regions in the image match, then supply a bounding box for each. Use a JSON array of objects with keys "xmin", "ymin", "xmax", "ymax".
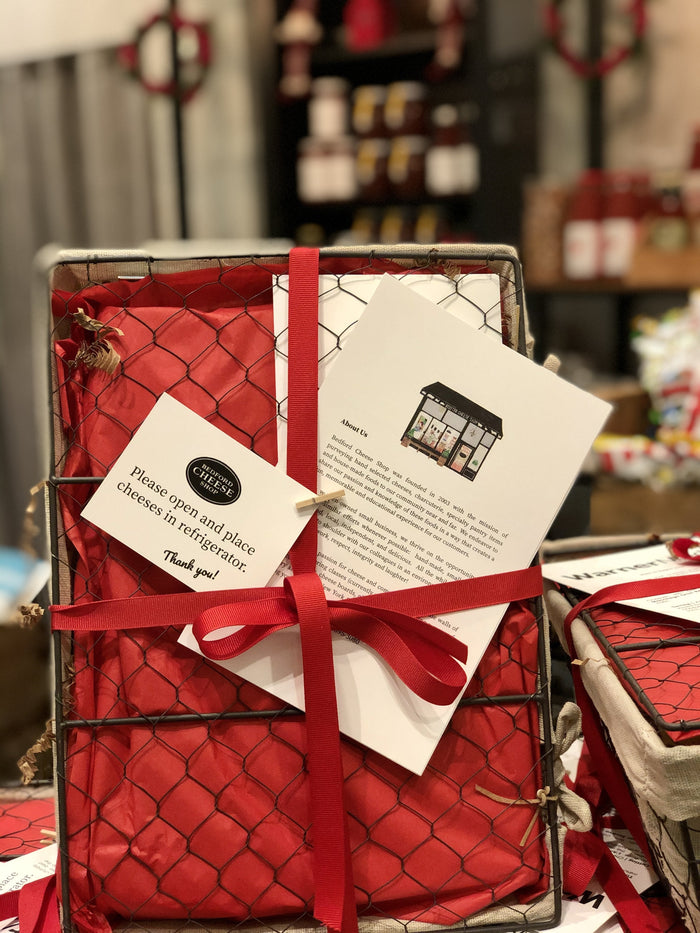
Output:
[
  {"xmin": 118, "ymin": 11, "xmax": 211, "ymax": 103},
  {"xmin": 543, "ymin": 0, "xmax": 648, "ymax": 79}
]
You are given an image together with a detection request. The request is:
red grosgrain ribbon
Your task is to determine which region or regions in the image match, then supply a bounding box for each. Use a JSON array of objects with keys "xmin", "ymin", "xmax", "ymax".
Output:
[
  {"xmin": 0, "ymin": 875, "xmax": 60, "ymax": 933},
  {"xmin": 49, "ymin": 567, "xmax": 543, "ymax": 638},
  {"xmin": 563, "ymin": 745, "xmax": 665, "ymax": 932},
  {"xmin": 19, "ymin": 876, "xmax": 61, "ymax": 933},
  {"xmin": 286, "ymin": 571, "xmax": 355, "ymax": 933},
  {"xmin": 286, "ymin": 246, "xmax": 356, "ymax": 932},
  {"xmin": 0, "ymin": 890, "xmax": 19, "ymax": 924},
  {"xmin": 51, "ymin": 565, "xmax": 543, "ymax": 698},
  {"xmin": 287, "ymin": 246, "xmax": 320, "ymax": 575},
  {"xmin": 565, "ymin": 829, "xmax": 665, "ymax": 933}
]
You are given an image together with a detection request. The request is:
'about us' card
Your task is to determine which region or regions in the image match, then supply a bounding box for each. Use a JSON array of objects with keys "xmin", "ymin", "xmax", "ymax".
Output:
[{"xmin": 183, "ymin": 276, "xmax": 612, "ymax": 774}]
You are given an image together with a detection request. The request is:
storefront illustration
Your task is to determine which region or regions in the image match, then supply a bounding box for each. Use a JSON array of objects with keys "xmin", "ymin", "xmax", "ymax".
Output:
[{"xmin": 400, "ymin": 382, "xmax": 503, "ymax": 480}]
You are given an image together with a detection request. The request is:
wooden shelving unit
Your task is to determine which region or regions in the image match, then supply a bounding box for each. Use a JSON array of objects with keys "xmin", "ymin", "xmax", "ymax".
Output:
[{"xmin": 262, "ymin": 1, "xmax": 541, "ymax": 247}]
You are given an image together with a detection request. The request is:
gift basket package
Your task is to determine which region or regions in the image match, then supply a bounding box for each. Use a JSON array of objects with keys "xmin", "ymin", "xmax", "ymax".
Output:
[
  {"xmin": 544, "ymin": 534, "xmax": 700, "ymax": 932},
  {"xmin": 43, "ymin": 244, "xmax": 607, "ymax": 933}
]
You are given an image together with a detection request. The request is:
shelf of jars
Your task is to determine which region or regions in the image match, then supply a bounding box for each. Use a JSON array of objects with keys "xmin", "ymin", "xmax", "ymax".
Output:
[
  {"xmin": 292, "ymin": 200, "xmax": 475, "ymax": 246},
  {"xmin": 290, "ymin": 75, "xmax": 480, "ymax": 243},
  {"xmin": 265, "ymin": 0, "xmax": 492, "ymax": 243},
  {"xmin": 265, "ymin": 2, "xmax": 539, "ymax": 246}
]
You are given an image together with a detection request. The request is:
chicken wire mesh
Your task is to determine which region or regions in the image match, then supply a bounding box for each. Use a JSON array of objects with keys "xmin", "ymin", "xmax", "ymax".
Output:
[
  {"xmin": 639, "ymin": 800, "xmax": 700, "ymax": 933},
  {"xmin": 46, "ymin": 247, "xmax": 561, "ymax": 932},
  {"xmin": 574, "ymin": 602, "xmax": 700, "ymax": 743}
]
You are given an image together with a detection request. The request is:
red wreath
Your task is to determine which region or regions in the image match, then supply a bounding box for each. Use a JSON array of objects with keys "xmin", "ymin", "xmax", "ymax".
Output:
[
  {"xmin": 543, "ymin": 0, "xmax": 647, "ymax": 79},
  {"xmin": 118, "ymin": 11, "xmax": 211, "ymax": 102}
]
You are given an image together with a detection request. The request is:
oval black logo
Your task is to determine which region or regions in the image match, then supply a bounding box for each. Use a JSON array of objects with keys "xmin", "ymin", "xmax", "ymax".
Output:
[{"xmin": 186, "ymin": 458, "xmax": 241, "ymax": 505}]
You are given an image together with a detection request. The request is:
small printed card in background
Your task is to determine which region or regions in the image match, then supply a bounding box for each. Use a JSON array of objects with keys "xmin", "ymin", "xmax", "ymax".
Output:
[
  {"xmin": 542, "ymin": 543, "xmax": 700, "ymax": 625},
  {"xmin": 81, "ymin": 393, "xmax": 318, "ymax": 591}
]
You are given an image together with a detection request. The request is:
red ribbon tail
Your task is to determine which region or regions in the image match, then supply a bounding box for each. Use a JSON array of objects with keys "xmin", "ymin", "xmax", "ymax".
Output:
[
  {"xmin": 18, "ymin": 875, "xmax": 60, "ymax": 933},
  {"xmin": 565, "ymin": 830, "xmax": 665, "ymax": 933},
  {"xmin": 287, "ymin": 573, "xmax": 358, "ymax": 933}
]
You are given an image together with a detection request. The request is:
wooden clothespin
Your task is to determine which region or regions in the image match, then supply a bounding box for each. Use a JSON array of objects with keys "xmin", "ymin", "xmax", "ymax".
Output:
[{"xmin": 296, "ymin": 488, "xmax": 345, "ymax": 510}]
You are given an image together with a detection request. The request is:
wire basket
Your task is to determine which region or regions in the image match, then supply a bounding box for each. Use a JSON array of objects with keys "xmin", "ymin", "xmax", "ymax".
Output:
[
  {"xmin": 47, "ymin": 246, "xmax": 561, "ymax": 933},
  {"xmin": 545, "ymin": 533, "xmax": 700, "ymax": 933}
]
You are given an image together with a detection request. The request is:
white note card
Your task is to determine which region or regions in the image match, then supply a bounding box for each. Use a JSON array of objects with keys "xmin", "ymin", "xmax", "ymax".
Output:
[{"xmin": 82, "ymin": 394, "xmax": 317, "ymax": 591}]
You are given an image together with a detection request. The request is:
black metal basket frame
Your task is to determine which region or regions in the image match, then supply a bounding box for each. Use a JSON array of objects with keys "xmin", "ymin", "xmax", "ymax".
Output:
[{"xmin": 46, "ymin": 246, "xmax": 561, "ymax": 933}]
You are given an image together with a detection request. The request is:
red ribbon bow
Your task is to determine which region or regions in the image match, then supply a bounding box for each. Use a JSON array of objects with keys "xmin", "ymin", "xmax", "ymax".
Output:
[{"xmin": 193, "ymin": 571, "xmax": 470, "ymax": 705}]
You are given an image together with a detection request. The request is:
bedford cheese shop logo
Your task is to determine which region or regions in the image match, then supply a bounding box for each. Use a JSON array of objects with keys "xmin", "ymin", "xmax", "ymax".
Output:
[{"xmin": 186, "ymin": 458, "xmax": 241, "ymax": 505}]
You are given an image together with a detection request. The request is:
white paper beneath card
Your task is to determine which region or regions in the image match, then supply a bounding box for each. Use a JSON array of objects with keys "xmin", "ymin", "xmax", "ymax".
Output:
[
  {"xmin": 273, "ymin": 273, "xmax": 503, "ymax": 472},
  {"xmin": 81, "ymin": 394, "xmax": 316, "ymax": 591},
  {"xmin": 542, "ymin": 543, "xmax": 700, "ymax": 624},
  {"xmin": 197, "ymin": 277, "xmax": 611, "ymax": 774}
]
